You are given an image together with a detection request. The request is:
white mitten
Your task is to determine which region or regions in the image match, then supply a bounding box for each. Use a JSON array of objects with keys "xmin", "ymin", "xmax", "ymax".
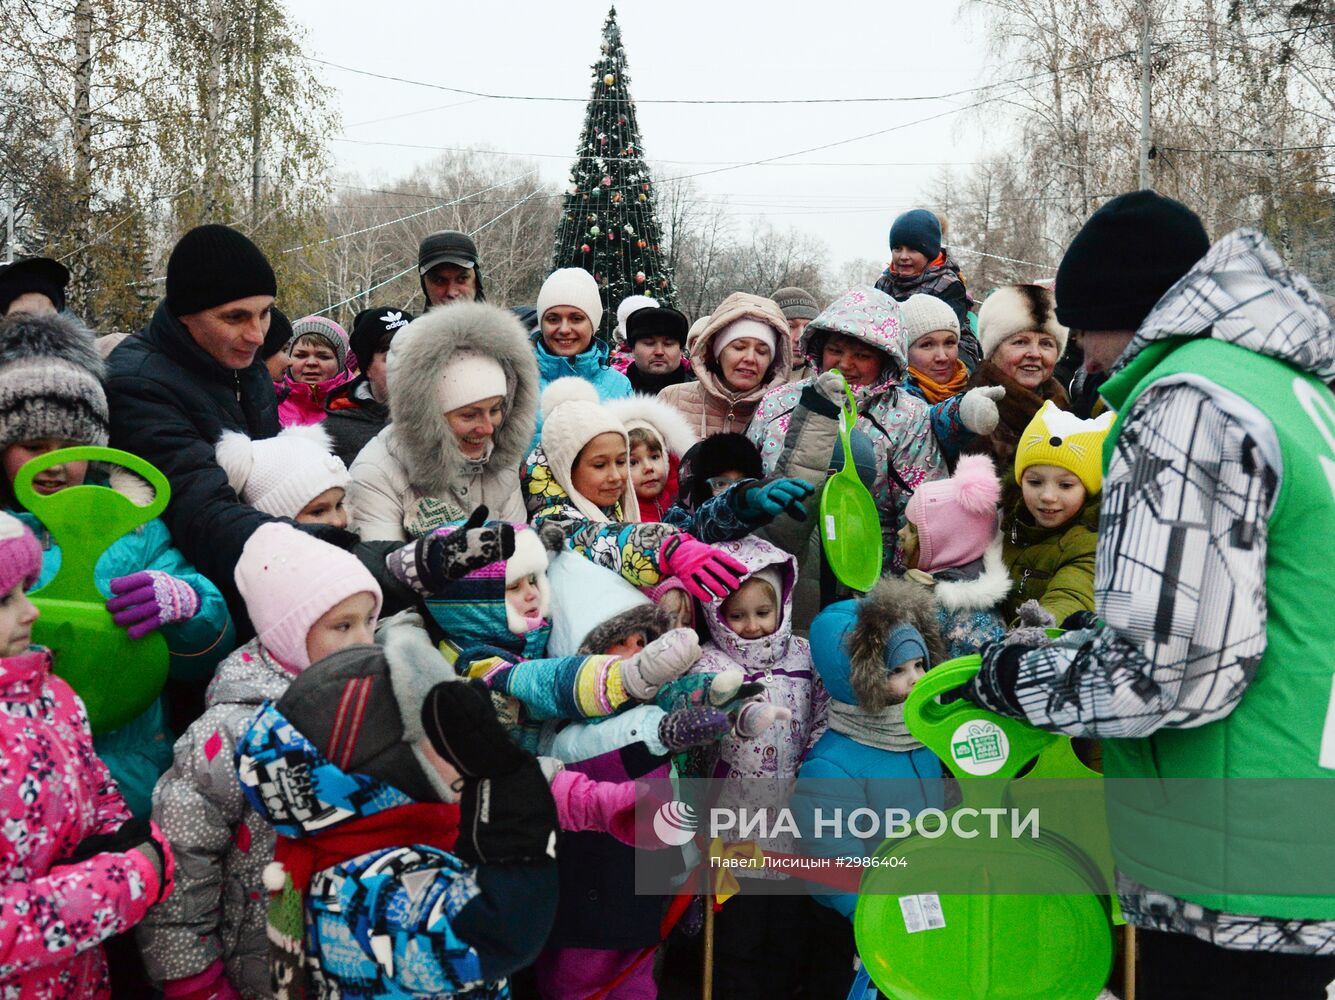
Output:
[
  {"xmin": 959, "ymin": 385, "xmax": 1006, "ymax": 435},
  {"xmin": 734, "ymin": 700, "xmax": 793, "ymax": 739},
  {"xmin": 812, "ymin": 369, "xmax": 847, "ymax": 406},
  {"xmin": 621, "ymin": 627, "xmax": 701, "ymax": 700}
]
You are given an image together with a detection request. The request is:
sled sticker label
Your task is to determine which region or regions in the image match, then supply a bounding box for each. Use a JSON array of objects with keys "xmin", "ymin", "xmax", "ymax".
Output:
[
  {"xmin": 900, "ymin": 893, "xmax": 946, "ymax": 933},
  {"xmin": 949, "ymin": 720, "xmax": 1009, "ymax": 776}
]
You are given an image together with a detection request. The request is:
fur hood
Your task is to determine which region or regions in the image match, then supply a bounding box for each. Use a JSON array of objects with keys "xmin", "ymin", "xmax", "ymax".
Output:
[
  {"xmin": 384, "ymin": 301, "xmax": 539, "ymax": 495},
  {"xmin": 578, "ymin": 604, "xmax": 674, "ymax": 656},
  {"xmin": 821, "ymin": 576, "xmax": 946, "ymax": 708},
  {"xmin": 932, "ymin": 535, "xmax": 1011, "ymax": 613},
  {"xmin": 603, "ymin": 393, "xmax": 699, "ymax": 458}
]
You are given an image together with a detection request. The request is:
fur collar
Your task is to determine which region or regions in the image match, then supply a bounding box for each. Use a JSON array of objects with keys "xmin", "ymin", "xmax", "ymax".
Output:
[
  {"xmin": 932, "ymin": 536, "xmax": 1011, "ymax": 612},
  {"xmin": 383, "ymin": 302, "xmax": 539, "ymax": 495}
]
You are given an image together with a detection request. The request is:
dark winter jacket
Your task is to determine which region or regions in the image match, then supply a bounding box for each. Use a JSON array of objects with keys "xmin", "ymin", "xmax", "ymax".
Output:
[
  {"xmin": 106, "ymin": 300, "xmax": 280, "ymax": 633},
  {"xmin": 874, "ymin": 251, "xmax": 982, "ymax": 367},
  {"xmin": 322, "ymin": 377, "xmax": 389, "ymax": 468}
]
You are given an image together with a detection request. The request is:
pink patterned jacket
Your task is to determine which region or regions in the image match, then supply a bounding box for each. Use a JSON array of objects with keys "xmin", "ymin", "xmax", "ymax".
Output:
[{"xmin": 0, "ymin": 649, "xmax": 164, "ymax": 998}]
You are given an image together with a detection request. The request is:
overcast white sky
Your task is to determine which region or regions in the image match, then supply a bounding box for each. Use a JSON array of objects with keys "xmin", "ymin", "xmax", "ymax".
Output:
[{"xmin": 285, "ymin": 0, "xmax": 1004, "ymax": 269}]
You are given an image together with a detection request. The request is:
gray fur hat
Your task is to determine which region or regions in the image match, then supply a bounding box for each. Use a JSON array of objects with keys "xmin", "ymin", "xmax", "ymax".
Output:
[
  {"xmin": 578, "ymin": 604, "xmax": 674, "ymax": 656},
  {"xmin": 848, "ymin": 576, "xmax": 947, "ymax": 712},
  {"xmin": 0, "ymin": 312, "xmax": 107, "ymax": 450},
  {"xmin": 275, "ymin": 625, "xmax": 459, "ymax": 804}
]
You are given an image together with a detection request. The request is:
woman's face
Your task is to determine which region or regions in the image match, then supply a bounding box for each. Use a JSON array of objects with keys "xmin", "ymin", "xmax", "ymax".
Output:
[
  {"xmin": 892, "ymin": 245, "xmax": 929, "ymax": 277},
  {"xmin": 542, "ymin": 306, "xmax": 595, "ymax": 357},
  {"xmin": 907, "ymin": 331, "xmax": 960, "ymax": 383},
  {"xmin": 572, "ymin": 432, "xmax": 628, "ymax": 508},
  {"xmin": 992, "ymin": 330, "xmax": 1059, "ymax": 390},
  {"xmin": 290, "ymin": 336, "xmax": 340, "ymax": 385},
  {"xmin": 716, "ymin": 337, "xmax": 773, "ymax": 392},
  {"xmin": 445, "ymin": 395, "xmax": 505, "ymax": 459},
  {"xmin": 820, "ymin": 333, "xmax": 885, "ymax": 386}
]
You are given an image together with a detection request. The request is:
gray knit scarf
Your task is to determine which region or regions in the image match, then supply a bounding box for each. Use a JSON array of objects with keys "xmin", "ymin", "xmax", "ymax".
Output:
[{"xmin": 828, "ymin": 699, "xmax": 923, "ymax": 752}]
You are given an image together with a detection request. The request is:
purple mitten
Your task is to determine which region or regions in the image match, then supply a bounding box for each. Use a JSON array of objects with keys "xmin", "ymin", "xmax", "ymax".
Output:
[
  {"xmin": 658, "ymin": 705, "xmax": 732, "ymax": 753},
  {"xmin": 660, "ymin": 535, "xmax": 748, "ymax": 602},
  {"xmin": 107, "ymin": 570, "xmax": 200, "ymax": 639}
]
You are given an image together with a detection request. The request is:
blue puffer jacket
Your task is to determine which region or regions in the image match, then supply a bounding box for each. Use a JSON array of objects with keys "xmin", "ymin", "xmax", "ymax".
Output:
[
  {"xmin": 15, "ymin": 507, "xmax": 234, "ymax": 819},
  {"xmin": 532, "ymin": 336, "xmax": 631, "ymax": 439},
  {"xmin": 794, "ymin": 588, "xmax": 945, "ymax": 919},
  {"xmin": 238, "ymin": 700, "xmax": 556, "ymax": 998}
]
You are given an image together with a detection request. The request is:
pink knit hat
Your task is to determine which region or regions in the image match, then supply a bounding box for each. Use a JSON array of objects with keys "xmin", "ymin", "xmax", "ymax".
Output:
[
  {"xmin": 234, "ymin": 523, "xmax": 382, "ymax": 671},
  {"xmin": 0, "ymin": 511, "xmax": 42, "ymax": 596},
  {"xmin": 904, "ymin": 454, "xmax": 1001, "ymax": 574}
]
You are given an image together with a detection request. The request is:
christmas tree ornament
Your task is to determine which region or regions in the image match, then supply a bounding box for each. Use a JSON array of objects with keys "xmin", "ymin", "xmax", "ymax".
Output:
[
  {"xmin": 637, "ymin": 239, "xmax": 647, "ymax": 249},
  {"xmin": 635, "ymin": 271, "xmax": 646, "ymax": 284},
  {"xmin": 608, "ymin": 232, "xmax": 615, "ymax": 241},
  {"xmin": 601, "ymin": 176, "xmax": 612, "ymax": 186},
  {"xmin": 604, "ymin": 73, "xmax": 616, "ymax": 86},
  {"xmin": 638, "ymin": 194, "xmax": 647, "ymax": 202},
  {"xmin": 580, "ymin": 244, "xmax": 591, "ymax": 254},
  {"xmin": 612, "ymin": 193, "xmax": 623, "ymax": 203}
]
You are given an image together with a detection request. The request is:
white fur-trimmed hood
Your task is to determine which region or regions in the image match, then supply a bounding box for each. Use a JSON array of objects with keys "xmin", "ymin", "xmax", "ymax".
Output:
[
  {"xmin": 383, "ymin": 301, "xmax": 539, "ymax": 495},
  {"xmin": 933, "ymin": 535, "xmax": 1011, "ymax": 612},
  {"xmin": 604, "ymin": 393, "xmax": 700, "ymax": 458}
]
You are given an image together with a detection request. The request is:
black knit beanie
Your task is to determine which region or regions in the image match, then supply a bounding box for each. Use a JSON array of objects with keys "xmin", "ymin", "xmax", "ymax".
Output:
[
  {"xmin": 261, "ymin": 306, "xmax": 293, "ymax": 361},
  {"xmin": 0, "ymin": 258, "xmax": 69, "ymax": 315},
  {"xmin": 166, "ymin": 224, "xmax": 277, "ymax": 317},
  {"xmin": 1055, "ymin": 190, "xmax": 1209, "ymax": 332}
]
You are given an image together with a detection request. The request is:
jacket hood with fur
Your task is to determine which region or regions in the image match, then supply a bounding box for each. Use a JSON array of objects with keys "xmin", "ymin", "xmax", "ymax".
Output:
[
  {"xmin": 384, "ymin": 301, "xmax": 539, "ymax": 495},
  {"xmin": 603, "ymin": 393, "xmax": 699, "ymax": 458},
  {"xmin": 688, "ymin": 292, "xmax": 793, "ymax": 409},
  {"xmin": 810, "ymin": 576, "xmax": 946, "ymax": 707}
]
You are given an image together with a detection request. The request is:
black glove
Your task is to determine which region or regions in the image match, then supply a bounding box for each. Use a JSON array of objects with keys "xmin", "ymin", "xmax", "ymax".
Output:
[
  {"xmin": 1061, "ymin": 610, "xmax": 1099, "ymax": 631},
  {"xmin": 51, "ymin": 817, "xmax": 171, "ymax": 902},
  {"xmin": 387, "ymin": 506, "xmax": 516, "ymax": 595},
  {"xmin": 421, "ymin": 679, "xmax": 558, "ymax": 865}
]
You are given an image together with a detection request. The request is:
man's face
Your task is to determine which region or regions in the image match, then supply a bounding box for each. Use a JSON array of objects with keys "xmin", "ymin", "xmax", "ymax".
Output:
[
  {"xmin": 3, "ymin": 292, "xmax": 59, "ymax": 318},
  {"xmin": 423, "ymin": 263, "xmax": 477, "ymax": 305},
  {"xmin": 367, "ymin": 351, "xmax": 390, "ymax": 401},
  {"xmin": 1077, "ymin": 330, "xmax": 1136, "ymax": 376},
  {"xmin": 179, "ymin": 295, "xmax": 274, "ymax": 370},
  {"xmin": 631, "ymin": 335, "xmax": 682, "ymax": 375}
]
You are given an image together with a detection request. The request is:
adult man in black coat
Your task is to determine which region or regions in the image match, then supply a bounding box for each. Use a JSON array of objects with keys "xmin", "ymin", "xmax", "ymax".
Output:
[{"xmin": 105, "ymin": 225, "xmax": 284, "ymax": 634}]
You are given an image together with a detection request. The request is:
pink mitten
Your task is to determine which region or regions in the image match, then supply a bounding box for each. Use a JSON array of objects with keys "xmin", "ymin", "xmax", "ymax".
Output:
[
  {"xmin": 734, "ymin": 700, "xmax": 793, "ymax": 739},
  {"xmin": 660, "ymin": 535, "xmax": 748, "ymax": 602},
  {"xmin": 107, "ymin": 571, "xmax": 199, "ymax": 638}
]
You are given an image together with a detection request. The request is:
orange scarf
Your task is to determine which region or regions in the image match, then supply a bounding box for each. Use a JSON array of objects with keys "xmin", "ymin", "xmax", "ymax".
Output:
[{"xmin": 909, "ymin": 360, "xmax": 969, "ymax": 404}]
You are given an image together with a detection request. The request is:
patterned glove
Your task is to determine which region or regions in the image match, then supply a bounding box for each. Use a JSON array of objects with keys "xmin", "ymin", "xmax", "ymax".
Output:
[
  {"xmin": 734, "ymin": 700, "xmax": 793, "ymax": 739},
  {"xmin": 658, "ymin": 705, "xmax": 732, "ymax": 753},
  {"xmin": 420, "ymin": 679, "xmax": 558, "ymax": 865},
  {"xmin": 162, "ymin": 960, "xmax": 243, "ymax": 1000},
  {"xmin": 735, "ymin": 478, "xmax": 815, "ymax": 523},
  {"xmin": 812, "ymin": 369, "xmax": 847, "ymax": 406},
  {"xmin": 386, "ymin": 505, "xmax": 515, "ymax": 594},
  {"xmin": 958, "ymin": 386, "xmax": 1006, "ymax": 435},
  {"xmin": 660, "ymin": 535, "xmax": 748, "ymax": 602},
  {"xmin": 106, "ymin": 571, "xmax": 200, "ymax": 639},
  {"xmin": 622, "ymin": 627, "xmax": 701, "ymax": 701}
]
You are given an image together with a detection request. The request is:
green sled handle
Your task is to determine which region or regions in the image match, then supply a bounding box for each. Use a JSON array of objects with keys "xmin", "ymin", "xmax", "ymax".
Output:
[
  {"xmin": 818, "ymin": 378, "xmax": 883, "ymax": 593},
  {"xmin": 14, "ymin": 446, "xmax": 172, "ymax": 734},
  {"xmin": 904, "ymin": 650, "xmax": 1122, "ymax": 918}
]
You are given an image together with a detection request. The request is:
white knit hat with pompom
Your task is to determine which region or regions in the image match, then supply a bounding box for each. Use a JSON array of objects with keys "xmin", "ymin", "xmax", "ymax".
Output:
[{"xmin": 216, "ymin": 424, "xmax": 349, "ymax": 519}]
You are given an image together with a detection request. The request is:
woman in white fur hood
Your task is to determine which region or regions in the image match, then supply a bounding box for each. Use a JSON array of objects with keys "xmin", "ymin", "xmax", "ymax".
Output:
[{"xmin": 348, "ymin": 302, "xmax": 540, "ymax": 541}]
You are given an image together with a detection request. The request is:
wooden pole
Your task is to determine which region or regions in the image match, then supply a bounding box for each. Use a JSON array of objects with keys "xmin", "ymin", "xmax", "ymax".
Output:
[
  {"xmin": 702, "ymin": 893, "xmax": 715, "ymax": 1000},
  {"xmin": 1124, "ymin": 924, "xmax": 1137, "ymax": 1000}
]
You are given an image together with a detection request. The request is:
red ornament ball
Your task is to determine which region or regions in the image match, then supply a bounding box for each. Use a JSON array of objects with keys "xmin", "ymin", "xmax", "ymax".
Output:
[
  {"xmin": 580, "ymin": 244, "xmax": 591, "ymax": 253},
  {"xmin": 635, "ymin": 271, "xmax": 646, "ymax": 284},
  {"xmin": 637, "ymin": 239, "xmax": 647, "ymax": 249}
]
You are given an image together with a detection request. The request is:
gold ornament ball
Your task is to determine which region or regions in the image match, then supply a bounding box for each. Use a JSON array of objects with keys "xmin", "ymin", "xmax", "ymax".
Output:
[{"xmin": 603, "ymin": 73, "xmax": 616, "ymax": 86}]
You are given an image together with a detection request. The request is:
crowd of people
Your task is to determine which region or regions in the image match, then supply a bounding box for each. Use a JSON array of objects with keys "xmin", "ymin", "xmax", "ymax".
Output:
[{"xmin": 0, "ymin": 189, "xmax": 1330, "ymax": 1000}]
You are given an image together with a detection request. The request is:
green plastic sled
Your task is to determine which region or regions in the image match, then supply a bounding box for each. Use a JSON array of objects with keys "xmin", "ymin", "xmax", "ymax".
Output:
[
  {"xmin": 819, "ymin": 381, "xmax": 882, "ymax": 593},
  {"xmin": 854, "ymin": 655, "xmax": 1114, "ymax": 1000},
  {"xmin": 14, "ymin": 447, "xmax": 172, "ymax": 734}
]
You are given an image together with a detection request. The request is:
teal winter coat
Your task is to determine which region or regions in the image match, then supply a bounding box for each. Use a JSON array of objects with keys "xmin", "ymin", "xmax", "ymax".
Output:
[{"xmin": 16, "ymin": 509, "xmax": 234, "ymax": 817}]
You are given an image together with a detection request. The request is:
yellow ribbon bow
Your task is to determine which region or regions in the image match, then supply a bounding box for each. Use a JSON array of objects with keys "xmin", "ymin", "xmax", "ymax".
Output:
[{"xmin": 708, "ymin": 837, "xmax": 764, "ymax": 904}]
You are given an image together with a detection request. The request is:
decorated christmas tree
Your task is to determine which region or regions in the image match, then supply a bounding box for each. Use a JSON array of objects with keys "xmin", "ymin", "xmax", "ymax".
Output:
[{"xmin": 551, "ymin": 7, "xmax": 676, "ymax": 340}]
